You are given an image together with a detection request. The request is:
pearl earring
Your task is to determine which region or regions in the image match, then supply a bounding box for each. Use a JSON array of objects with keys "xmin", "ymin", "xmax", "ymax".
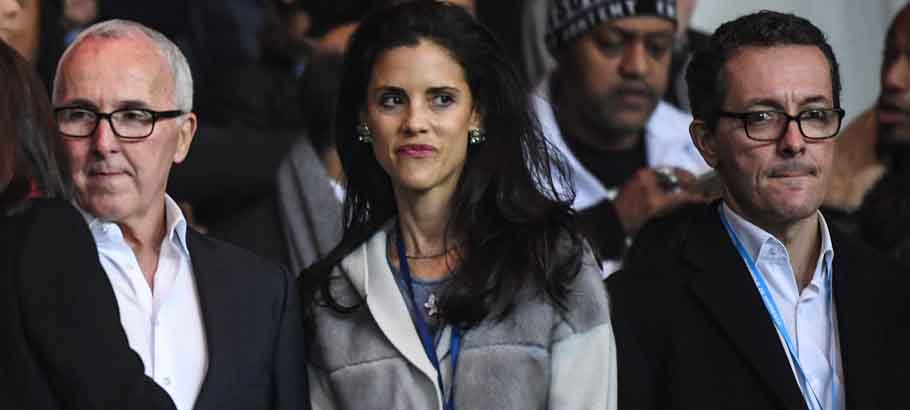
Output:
[
  {"xmin": 468, "ymin": 128, "xmax": 486, "ymax": 144},
  {"xmin": 356, "ymin": 123, "xmax": 372, "ymax": 143}
]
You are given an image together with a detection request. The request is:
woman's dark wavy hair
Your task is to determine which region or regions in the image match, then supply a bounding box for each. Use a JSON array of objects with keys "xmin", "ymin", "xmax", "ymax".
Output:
[
  {"xmin": 301, "ymin": 1, "xmax": 583, "ymax": 328},
  {"xmin": 0, "ymin": 40, "xmax": 70, "ymax": 211},
  {"xmin": 687, "ymin": 10, "xmax": 842, "ymax": 130}
]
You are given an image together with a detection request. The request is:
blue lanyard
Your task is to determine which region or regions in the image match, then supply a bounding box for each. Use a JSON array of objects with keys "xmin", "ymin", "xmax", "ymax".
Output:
[
  {"xmin": 719, "ymin": 210, "xmax": 839, "ymax": 410},
  {"xmin": 395, "ymin": 227, "xmax": 462, "ymax": 410}
]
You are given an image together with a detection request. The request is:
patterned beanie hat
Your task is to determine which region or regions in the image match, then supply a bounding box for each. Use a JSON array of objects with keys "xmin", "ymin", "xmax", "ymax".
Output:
[{"xmin": 546, "ymin": 0, "xmax": 678, "ymax": 55}]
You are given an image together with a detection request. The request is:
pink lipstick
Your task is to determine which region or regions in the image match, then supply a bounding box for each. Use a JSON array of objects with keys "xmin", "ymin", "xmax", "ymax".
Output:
[{"xmin": 397, "ymin": 144, "xmax": 436, "ymax": 158}]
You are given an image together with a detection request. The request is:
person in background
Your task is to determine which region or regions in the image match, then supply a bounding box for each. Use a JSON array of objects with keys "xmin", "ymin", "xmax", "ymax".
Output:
[
  {"xmin": 538, "ymin": 0, "xmax": 710, "ymax": 274},
  {"xmin": 664, "ymin": 0, "xmax": 708, "ymax": 111},
  {"xmin": 0, "ymin": 0, "xmax": 40, "ymax": 64},
  {"xmin": 168, "ymin": 0, "xmax": 373, "ymax": 231},
  {"xmin": 609, "ymin": 10, "xmax": 908, "ymax": 410},
  {"xmin": 98, "ymin": 0, "xmax": 265, "ymax": 89},
  {"xmin": 824, "ymin": 4, "xmax": 910, "ymax": 267},
  {"xmin": 0, "ymin": 0, "xmax": 65, "ymax": 88},
  {"xmin": 302, "ymin": 3, "xmax": 616, "ymax": 409},
  {"xmin": 195, "ymin": 0, "xmax": 314, "ymax": 131},
  {"xmin": 211, "ymin": 52, "xmax": 346, "ymax": 274},
  {"xmin": 0, "ymin": 39, "xmax": 177, "ymax": 410},
  {"xmin": 523, "ymin": 0, "xmax": 703, "ymax": 107},
  {"xmin": 61, "ymin": 0, "xmax": 98, "ymax": 44},
  {"xmin": 53, "ymin": 19, "xmax": 307, "ymax": 410}
]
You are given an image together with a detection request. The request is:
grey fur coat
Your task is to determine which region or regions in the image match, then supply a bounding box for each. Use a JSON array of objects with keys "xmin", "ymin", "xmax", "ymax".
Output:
[{"xmin": 306, "ymin": 225, "xmax": 618, "ymax": 409}]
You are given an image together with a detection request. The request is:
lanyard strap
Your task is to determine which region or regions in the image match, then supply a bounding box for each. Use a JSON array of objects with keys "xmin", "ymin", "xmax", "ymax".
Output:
[
  {"xmin": 395, "ymin": 227, "xmax": 462, "ymax": 410},
  {"xmin": 719, "ymin": 210, "xmax": 838, "ymax": 410}
]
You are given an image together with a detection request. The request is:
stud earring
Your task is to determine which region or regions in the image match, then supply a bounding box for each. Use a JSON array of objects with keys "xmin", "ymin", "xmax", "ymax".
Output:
[
  {"xmin": 468, "ymin": 128, "xmax": 486, "ymax": 145},
  {"xmin": 356, "ymin": 123, "xmax": 372, "ymax": 143}
]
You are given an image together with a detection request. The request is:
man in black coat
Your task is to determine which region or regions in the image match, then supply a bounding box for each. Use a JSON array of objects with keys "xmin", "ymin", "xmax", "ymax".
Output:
[
  {"xmin": 53, "ymin": 19, "xmax": 307, "ymax": 410},
  {"xmin": 1, "ymin": 200, "xmax": 178, "ymax": 410},
  {"xmin": 609, "ymin": 10, "xmax": 909, "ymax": 410}
]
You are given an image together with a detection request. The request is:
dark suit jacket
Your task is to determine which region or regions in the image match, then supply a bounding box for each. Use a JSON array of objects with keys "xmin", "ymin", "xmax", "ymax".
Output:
[
  {"xmin": 184, "ymin": 226, "xmax": 309, "ymax": 410},
  {"xmin": 0, "ymin": 199, "xmax": 176, "ymax": 410},
  {"xmin": 609, "ymin": 203, "xmax": 909, "ymax": 410}
]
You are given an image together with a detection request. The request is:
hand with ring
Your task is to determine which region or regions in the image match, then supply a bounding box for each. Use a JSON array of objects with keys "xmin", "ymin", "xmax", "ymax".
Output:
[{"xmin": 613, "ymin": 166, "xmax": 706, "ymax": 235}]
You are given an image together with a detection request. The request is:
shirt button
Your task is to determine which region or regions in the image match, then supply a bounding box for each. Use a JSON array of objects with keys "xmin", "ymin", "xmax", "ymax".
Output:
[{"xmin": 161, "ymin": 377, "xmax": 171, "ymax": 386}]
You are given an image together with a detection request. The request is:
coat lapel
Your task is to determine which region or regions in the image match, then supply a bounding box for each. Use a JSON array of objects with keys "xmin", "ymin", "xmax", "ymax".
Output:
[
  {"xmin": 830, "ymin": 229, "xmax": 885, "ymax": 409},
  {"xmin": 339, "ymin": 228, "xmax": 442, "ymax": 397},
  {"xmin": 185, "ymin": 230, "xmax": 232, "ymax": 410},
  {"xmin": 682, "ymin": 206, "xmax": 807, "ymax": 410}
]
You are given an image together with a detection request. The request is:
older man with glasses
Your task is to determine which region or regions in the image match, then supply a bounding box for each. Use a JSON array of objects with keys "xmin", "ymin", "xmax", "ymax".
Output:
[
  {"xmin": 53, "ymin": 19, "xmax": 308, "ymax": 410},
  {"xmin": 608, "ymin": 10, "xmax": 908, "ymax": 410}
]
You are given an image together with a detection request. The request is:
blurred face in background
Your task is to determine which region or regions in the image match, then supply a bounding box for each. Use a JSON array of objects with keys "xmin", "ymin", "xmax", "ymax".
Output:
[
  {"xmin": 0, "ymin": 0, "xmax": 40, "ymax": 62},
  {"xmin": 62, "ymin": 0, "xmax": 97, "ymax": 29},
  {"xmin": 562, "ymin": 17, "xmax": 675, "ymax": 149},
  {"xmin": 878, "ymin": 6, "xmax": 910, "ymax": 145}
]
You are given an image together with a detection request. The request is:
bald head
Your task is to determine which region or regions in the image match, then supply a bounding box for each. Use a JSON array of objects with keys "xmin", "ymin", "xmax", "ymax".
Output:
[{"xmin": 53, "ymin": 19, "xmax": 193, "ymax": 112}]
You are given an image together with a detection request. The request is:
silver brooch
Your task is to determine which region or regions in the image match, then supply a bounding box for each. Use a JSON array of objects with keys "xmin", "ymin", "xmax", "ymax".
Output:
[{"xmin": 424, "ymin": 293, "xmax": 439, "ymax": 318}]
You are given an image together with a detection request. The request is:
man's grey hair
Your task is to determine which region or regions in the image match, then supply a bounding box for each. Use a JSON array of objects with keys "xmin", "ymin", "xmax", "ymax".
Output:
[{"xmin": 53, "ymin": 19, "xmax": 194, "ymax": 112}]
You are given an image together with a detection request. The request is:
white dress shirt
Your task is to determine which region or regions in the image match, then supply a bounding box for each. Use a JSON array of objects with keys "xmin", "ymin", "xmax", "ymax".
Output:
[
  {"xmin": 721, "ymin": 203, "xmax": 844, "ymax": 410},
  {"xmin": 79, "ymin": 195, "xmax": 208, "ymax": 410}
]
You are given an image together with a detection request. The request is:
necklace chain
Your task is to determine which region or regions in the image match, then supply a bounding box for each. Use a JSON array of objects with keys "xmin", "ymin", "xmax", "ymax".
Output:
[
  {"xmin": 393, "ymin": 229, "xmax": 462, "ymax": 259},
  {"xmin": 405, "ymin": 244, "xmax": 460, "ymax": 259}
]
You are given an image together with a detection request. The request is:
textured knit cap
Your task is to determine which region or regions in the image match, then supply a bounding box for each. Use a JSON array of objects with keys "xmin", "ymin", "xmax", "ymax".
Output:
[{"xmin": 546, "ymin": 0, "xmax": 678, "ymax": 55}]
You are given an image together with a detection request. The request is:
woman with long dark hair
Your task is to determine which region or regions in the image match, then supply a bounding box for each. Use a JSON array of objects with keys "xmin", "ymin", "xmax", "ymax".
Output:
[
  {"xmin": 301, "ymin": 2, "xmax": 616, "ymax": 409},
  {"xmin": 0, "ymin": 39, "xmax": 176, "ymax": 410},
  {"xmin": 0, "ymin": 31, "xmax": 69, "ymax": 211}
]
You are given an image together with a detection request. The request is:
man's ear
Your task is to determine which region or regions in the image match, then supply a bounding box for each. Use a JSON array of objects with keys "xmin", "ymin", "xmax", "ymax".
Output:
[
  {"xmin": 173, "ymin": 112, "xmax": 197, "ymax": 164},
  {"xmin": 690, "ymin": 119, "xmax": 719, "ymax": 169}
]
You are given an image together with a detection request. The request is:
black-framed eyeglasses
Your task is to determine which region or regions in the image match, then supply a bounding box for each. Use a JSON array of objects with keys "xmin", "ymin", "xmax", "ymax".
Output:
[
  {"xmin": 54, "ymin": 107, "xmax": 185, "ymax": 140},
  {"xmin": 717, "ymin": 108, "xmax": 845, "ymax": 141}
]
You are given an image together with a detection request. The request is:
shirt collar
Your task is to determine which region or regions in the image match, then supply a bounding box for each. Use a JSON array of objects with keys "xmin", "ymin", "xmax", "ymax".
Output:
[
  {"xmin": 76, "ymin": 194, "xmax": 190, "ymax": 256},
  {"xmin": 720, "ymin": 202, "xmax": 835, "ymax": 282},
  {"xmin": 163, "ymin": 194, "xmax": 190, "ymax": 256},
  {"xmin": 815, "ymin": 210, "xmax": 835, "ymax": 282},
  {"xmin": 720, "ymin": 202, "xmax": 776, "ymax": 262}
]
